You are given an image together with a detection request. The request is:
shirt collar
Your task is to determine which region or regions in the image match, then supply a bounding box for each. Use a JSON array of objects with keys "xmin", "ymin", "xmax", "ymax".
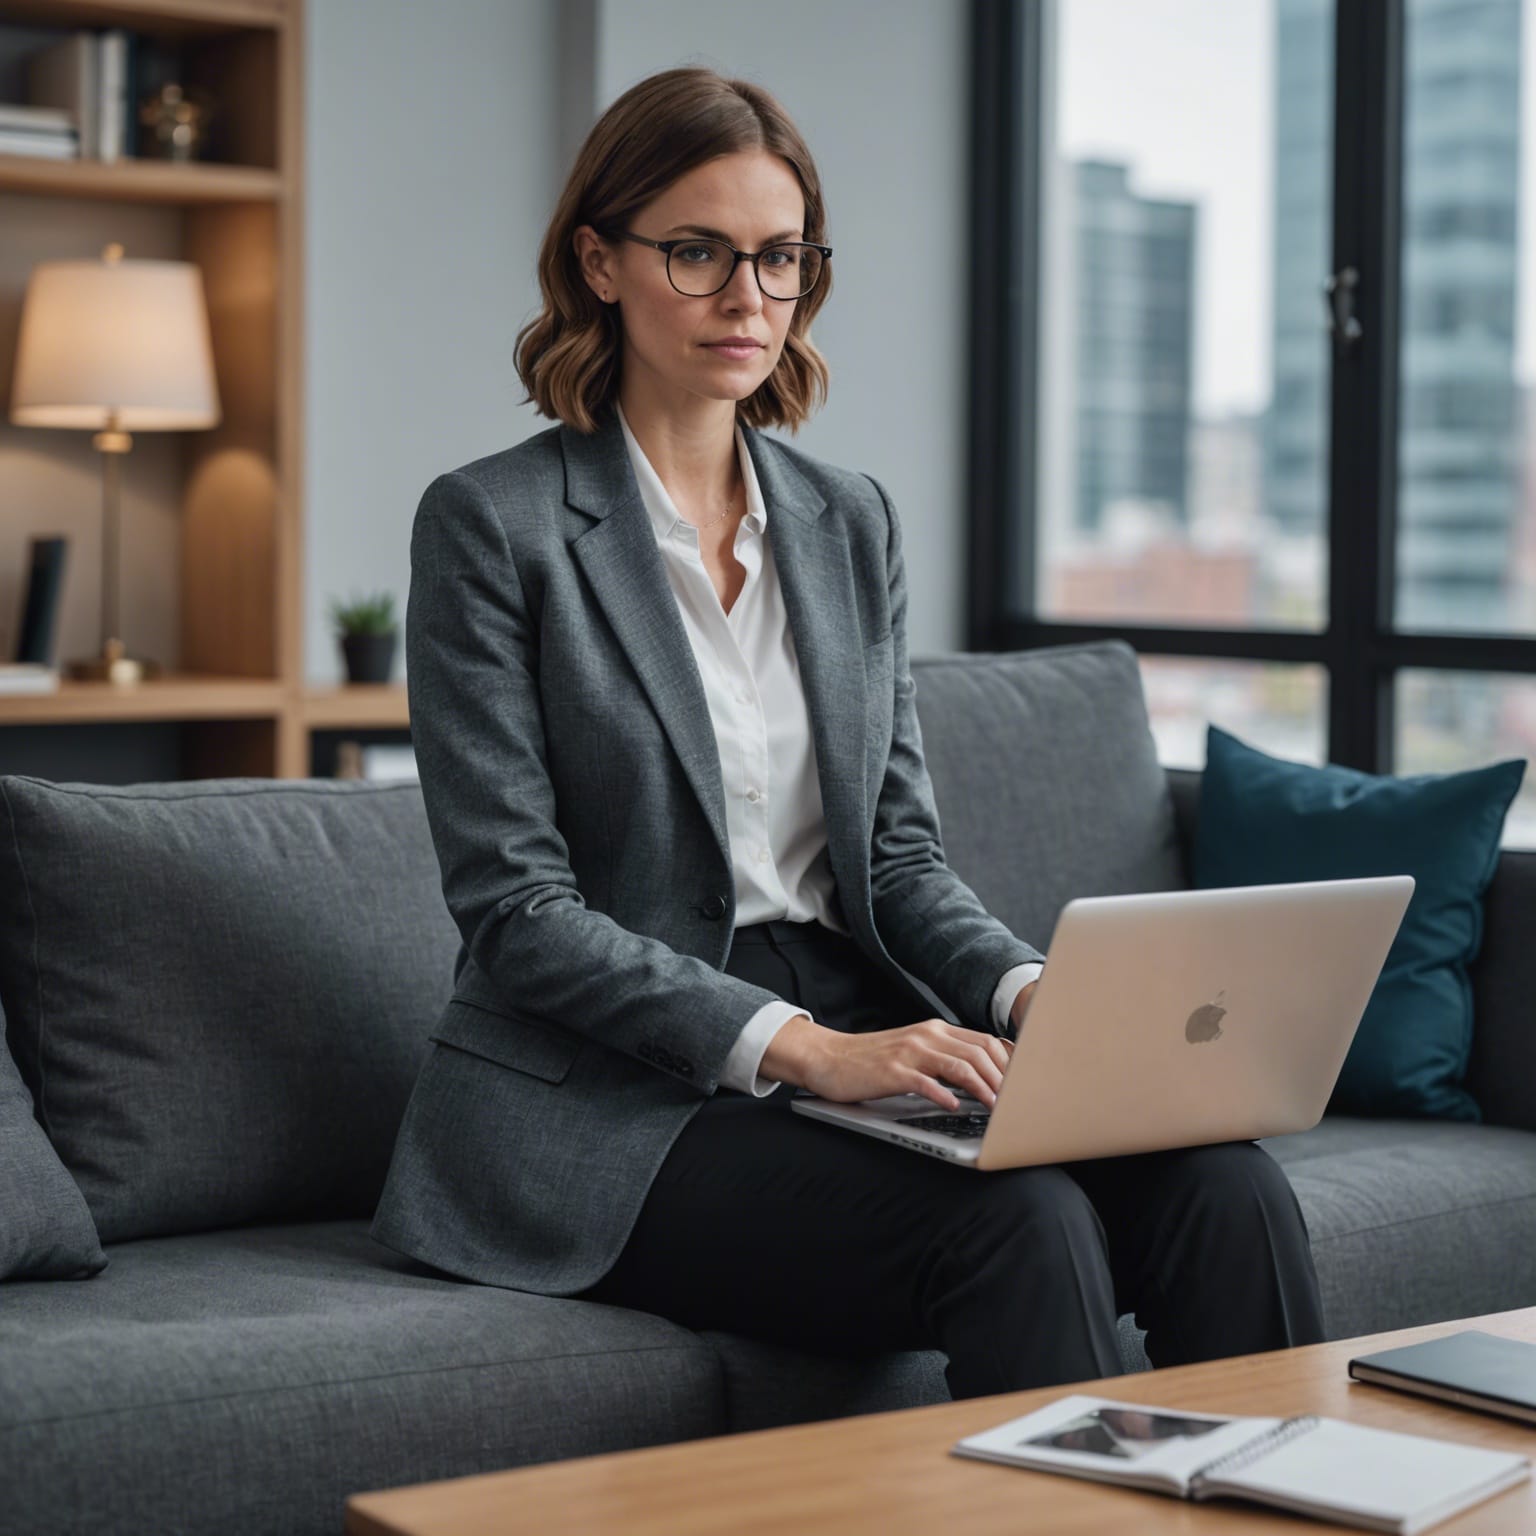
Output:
[{"xmin": 616, "ymin": 399, "xmax": 768, "ymax": 546}]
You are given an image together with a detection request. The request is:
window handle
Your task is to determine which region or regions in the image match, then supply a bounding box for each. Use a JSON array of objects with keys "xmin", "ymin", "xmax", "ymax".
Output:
[{"xmin": 1324, "ymin": 267, "xmax": 1363, "ymax": 349}]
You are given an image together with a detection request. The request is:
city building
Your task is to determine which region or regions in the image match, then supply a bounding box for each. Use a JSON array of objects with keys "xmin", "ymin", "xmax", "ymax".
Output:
[
  {"xmin": 1069, "ymin": 159, "xmax": 1198, "ymax": 536},
  {"xmin": 1269, "ymin": 0, "xmax": 1524, "ymax": 633}
]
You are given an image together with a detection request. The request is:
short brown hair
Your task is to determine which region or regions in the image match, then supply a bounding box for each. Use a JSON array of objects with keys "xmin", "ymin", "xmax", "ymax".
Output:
[{"xmin": 515, "ymin": 68, "xmax": 832, "ymax": 434}]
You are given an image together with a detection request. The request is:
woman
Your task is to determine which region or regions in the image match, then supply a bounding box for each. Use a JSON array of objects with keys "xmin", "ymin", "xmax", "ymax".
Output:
[{"xmin": 371, "ymin": 66, "xmax": 1324, "ymax": 1397}]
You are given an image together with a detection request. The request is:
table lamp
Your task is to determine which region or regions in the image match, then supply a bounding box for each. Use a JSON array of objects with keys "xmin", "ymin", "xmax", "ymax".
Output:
[{"xmin": 9, "ymin": 243, "xmax": 221, "ymax": 684}]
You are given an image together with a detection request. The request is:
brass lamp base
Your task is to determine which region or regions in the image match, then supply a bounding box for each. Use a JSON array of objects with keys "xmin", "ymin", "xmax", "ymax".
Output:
[{"xmin": 67, "ymin": 637, "xmax": 162, "ymax": 685}]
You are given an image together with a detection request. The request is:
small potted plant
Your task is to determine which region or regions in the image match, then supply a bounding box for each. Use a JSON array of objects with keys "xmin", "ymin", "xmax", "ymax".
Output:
[{"xmin": 329, "ymin": 590, "xmax": 399, "ymax": 685}]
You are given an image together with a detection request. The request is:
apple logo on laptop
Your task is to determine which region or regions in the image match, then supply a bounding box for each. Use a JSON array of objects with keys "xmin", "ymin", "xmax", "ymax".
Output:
[{"xmin": 1185, "ymin": 991, "xmax": 1227, "ymax": 1044}]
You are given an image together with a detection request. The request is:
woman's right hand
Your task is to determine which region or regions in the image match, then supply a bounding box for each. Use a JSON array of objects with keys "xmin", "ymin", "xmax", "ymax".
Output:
[{"xmin": 761, "ymin": 1014, "xmax": 1012, "ymax": 1110}]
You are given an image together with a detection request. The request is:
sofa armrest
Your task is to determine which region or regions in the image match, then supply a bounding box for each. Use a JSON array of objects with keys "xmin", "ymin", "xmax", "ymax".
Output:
[{"xmin": 1166, "ymin": 765, "xmax": 1536, "ymax": 1132}]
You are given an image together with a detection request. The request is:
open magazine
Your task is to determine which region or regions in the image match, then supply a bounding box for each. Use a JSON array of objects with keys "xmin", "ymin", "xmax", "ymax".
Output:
[{"xmin": 952, "ymin": 1394, "xmax": 1530, "ymax": 1535}]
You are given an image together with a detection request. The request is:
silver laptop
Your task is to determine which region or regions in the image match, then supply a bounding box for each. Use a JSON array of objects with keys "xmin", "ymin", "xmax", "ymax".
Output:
[{"xmin": 791, "ymin": 876, "xmax": 1414, "ymax": 1169}]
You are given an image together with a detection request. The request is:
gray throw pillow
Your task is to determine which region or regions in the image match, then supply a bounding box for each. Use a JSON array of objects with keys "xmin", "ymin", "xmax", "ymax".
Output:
[
  {"xmin": 0, "ymin": 777, "xmax": 462, "ymax": 1243},
  {"xmin": 913, "ymin": 641, "xmax": 1185, "ymax": 949},
  {"xmin": 0, "ymin": 1030, "xmax": 105, "ymax": 1280}
]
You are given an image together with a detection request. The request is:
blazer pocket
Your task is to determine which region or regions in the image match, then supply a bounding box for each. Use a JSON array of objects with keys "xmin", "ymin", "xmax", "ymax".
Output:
[{"xmin": 430, "ymin": 998, "xmax": 582, "ymax": 1085}]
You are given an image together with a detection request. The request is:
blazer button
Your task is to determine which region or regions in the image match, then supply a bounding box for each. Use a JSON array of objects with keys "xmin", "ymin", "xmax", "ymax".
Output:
[{"xmin": 701, "ymin": 895, "xmax": 727, "ymax": 920}]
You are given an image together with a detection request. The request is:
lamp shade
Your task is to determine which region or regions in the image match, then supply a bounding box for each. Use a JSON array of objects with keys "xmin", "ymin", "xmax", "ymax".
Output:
[{"xmin": 9, "ymin": 253, "xmax": 221, "ymax": 431}]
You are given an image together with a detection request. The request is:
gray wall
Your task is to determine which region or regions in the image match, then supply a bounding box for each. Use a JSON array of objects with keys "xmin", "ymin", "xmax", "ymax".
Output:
[
  {"xmin": 303, "ymin": 0, "xmax": 558, "ymax": 683},
  {"xmin": 304, "ymin": 0, "xmax": 967, "ymax": 681},
  {"xmin": 590, "ymin": 0, "xmax": 970, "ymax": 655}
]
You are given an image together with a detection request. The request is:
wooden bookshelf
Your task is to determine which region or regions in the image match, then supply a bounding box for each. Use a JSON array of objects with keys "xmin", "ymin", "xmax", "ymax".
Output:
[
  {"xmin": 302, "ymin": 685, "xmax": 412, "ymax": 731},
  {"xmin": 0, "ymin": 0, "xmax": 408, "ymax": 778},
  {"xmin": 0, "ymin": 674, "xmax": 284, "ymax": 721},
  {"xmin": 0, "ymin": 150, "xmax": 280, "ymax": 199},
  {"xmin": 0, "ymin": 1, "xmax": 283, "ymax": 28}
]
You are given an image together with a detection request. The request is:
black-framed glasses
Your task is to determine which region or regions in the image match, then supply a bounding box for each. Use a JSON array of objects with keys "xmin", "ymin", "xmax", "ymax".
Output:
[{"xmin": 605, "ymin": 230, "xmax": 832, "ymax": 300}]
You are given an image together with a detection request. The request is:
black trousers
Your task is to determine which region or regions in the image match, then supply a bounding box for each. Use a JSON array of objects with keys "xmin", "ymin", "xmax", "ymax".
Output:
[{"xmin": 576, "ymin": 919, "xmax": 1326, "ymax": 1399}]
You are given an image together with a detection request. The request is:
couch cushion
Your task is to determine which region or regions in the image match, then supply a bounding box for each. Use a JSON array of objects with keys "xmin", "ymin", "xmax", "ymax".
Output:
[
  {"xmin": 0, "ymin": 1036, "xmax": 104, "ymax": 1280},
  {"xmin": 1195, "ymin": 726, "xmax": 1524, "ymax": 1119},
  {"xmin": 0, "ymin": 777, "xmax": 462, "ymax": 1242},
  {"xmin": 0, "ymin": 1222, "xmax": 724, "ymax": 1536},
  {"xmin": 913, "ymin": 642, "xmax": 1185, "ymax": 948},
  {"xmin": 1263, "ymin": 1118, "xmax": 1536, "ymax": 1339}
]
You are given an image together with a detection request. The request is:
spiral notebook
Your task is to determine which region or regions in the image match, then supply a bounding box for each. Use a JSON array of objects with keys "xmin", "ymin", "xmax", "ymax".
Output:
[{"xmin": 952, "ymin": 1394, "xmax": 1530, "ymax": 1534}]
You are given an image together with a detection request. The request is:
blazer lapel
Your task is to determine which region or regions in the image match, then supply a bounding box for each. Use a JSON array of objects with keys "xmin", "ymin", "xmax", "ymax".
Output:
[
  {"xmin": 561, "ymin": 416, "xmax": 732, "ymax": 869},
  {"xmin": 741, "ymin": 428, "xmax": 870, "ymax": 902}
]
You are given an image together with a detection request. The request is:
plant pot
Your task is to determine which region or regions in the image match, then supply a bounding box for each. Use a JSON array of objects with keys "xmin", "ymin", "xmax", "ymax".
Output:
[{"xmin": 340, "ymin": 631, "xmax": 398, "ymax": 685}]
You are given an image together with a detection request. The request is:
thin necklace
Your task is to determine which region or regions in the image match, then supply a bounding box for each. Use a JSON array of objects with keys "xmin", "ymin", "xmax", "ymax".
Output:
[{"xmin": 687, "ymin": 483, "xmax": 743, "ymax": 531}]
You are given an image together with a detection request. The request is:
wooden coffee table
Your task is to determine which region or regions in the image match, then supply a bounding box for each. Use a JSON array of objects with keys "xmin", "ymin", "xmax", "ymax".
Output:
[{"xmin": 346, "ymin": 1307, "xmax": 1536, "ymax": 1535}]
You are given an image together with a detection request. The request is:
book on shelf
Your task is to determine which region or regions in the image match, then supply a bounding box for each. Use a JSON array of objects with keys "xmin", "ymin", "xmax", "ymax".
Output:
[
  {"xmin": 98, "ymin": 30, "xmax": 129, "ymax": 163},
  {"xmin": 21, "ymin": 27, "xmax": 137, "ymax": 162},
  {"xmin": 0, "ymin": 128, "xmax": 77, "ymax": 159},
  {"xmin": 0, "ymin": 103, "xmax": 74, "ymax": 134},
  {"xmin": 24, "ymin": 30, "xmax": 94, "ymax": 159},
  {"xmin": 0, "ymin": 665, "xmax": 60, "ymax": 695},
  {"xmin": 15, "ymin": 536, "xmax": 68, "ymax": 668},
  {"xmin": 952, "ymin": 1392, "xmax": 1530, "ymax": 1535}
]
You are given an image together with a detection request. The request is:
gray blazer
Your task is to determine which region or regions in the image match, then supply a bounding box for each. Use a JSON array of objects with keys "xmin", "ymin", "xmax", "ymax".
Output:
[{"xmin": 370, "ymin": 409, "xmax": 1044, "ymax": 1294}]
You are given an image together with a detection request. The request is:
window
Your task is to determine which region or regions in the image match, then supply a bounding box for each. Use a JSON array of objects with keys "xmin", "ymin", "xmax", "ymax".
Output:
[
  {"xmin": 1026, "ymin": 6, "xmax": 1314, "ymax": 636},
  {"xmin": 1396, "ymin": 0, "xmax": 1531, "ymax": 636},
  {"xmin": 970, "ymin": 0, "xmax": 1536, "ymax": 842},
  {"xmin": 1142, "ymin": 659, "xmax": 1328, "ymax": 769},
  {"xmin": 1396, "ymin": 671, "xmax": 1536, "ymax": 839}
]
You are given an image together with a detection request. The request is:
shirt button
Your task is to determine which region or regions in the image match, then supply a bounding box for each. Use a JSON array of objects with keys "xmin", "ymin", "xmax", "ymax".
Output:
[
  {"xmin": 756, "ymin": 847, "xmax": 771, "ymax": 864},
  {"xmin": 746, "ymin": 787, "xmax": 762, "ymax": 803}
]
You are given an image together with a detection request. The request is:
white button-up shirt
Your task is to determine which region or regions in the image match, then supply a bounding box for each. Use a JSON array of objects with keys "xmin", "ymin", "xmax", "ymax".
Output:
[{"xmin": 616, "ymin": 402, "xmax": 1040, "ymax": 1095}]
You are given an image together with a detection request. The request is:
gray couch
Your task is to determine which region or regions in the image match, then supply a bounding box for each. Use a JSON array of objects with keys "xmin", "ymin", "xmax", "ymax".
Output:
[{"xmin": 2, "ymin": 641, "xmax": 1533, "ymax": 1536}]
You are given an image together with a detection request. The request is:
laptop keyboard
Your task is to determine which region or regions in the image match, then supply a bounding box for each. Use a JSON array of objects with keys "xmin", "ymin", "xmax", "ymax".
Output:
[{"xmin": 894, "ymin": 1113, "xmax": 991, "ymax": 1139}]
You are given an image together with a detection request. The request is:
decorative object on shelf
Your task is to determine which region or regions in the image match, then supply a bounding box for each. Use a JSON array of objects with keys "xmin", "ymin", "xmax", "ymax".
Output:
[
  {"xmin": 329, "ymin": 591, "xmax": 400, "ymax": 685},
  {"xmin": 8, "ymin": 244, "xmax": 221, "ymax": 685},
  {"xmin": 138, "ymin": 81, "xmax": 215, "ymax": 163}
]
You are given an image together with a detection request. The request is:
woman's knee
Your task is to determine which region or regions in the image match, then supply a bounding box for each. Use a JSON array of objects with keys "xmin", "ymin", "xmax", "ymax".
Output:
[
  {"xmin": 965, "ymin": 1164, "xmax": 1108, "ymax": 1250},
  {"xmin": 1169, "ymin": 1141, "xmax": 1308, "ymax": 1232}
]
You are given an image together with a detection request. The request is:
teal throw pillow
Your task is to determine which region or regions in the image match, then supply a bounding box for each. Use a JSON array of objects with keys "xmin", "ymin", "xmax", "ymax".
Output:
[{"xmin": 1193, "ymin": 725, "xmax": 1524, "ymax": 1120}]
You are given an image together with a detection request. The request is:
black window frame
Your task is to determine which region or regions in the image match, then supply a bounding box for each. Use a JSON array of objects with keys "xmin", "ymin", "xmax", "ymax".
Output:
[{"xmin": 967, "ymin": 0, "xmax": 1536, "ymax": 775}]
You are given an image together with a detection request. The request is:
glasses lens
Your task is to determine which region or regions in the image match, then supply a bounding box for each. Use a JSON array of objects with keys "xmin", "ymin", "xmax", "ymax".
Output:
[
  {"xmin": 668, "ymin": 239, "xmax": 733, "ymax": 296},
  {"xmin": 760, "ymin": 244, "xmax": 823, "ymax": 300},
  {"xmin": 665, "ymin": 240, "xmax": 825, "ymax": 298}
]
